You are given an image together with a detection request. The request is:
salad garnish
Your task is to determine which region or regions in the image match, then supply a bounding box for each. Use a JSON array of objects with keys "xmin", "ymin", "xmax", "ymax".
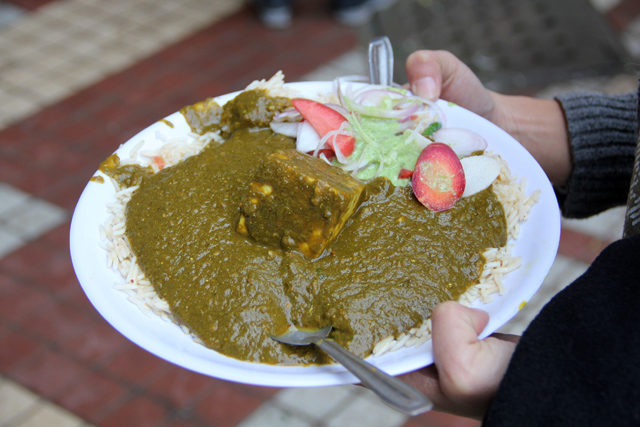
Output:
[{"xmin": 269, "ymin": 78, "xmax": 498, "ymax": 211}]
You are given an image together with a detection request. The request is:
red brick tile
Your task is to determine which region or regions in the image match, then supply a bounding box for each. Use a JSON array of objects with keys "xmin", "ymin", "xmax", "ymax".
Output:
[
  {"xmin": 63, "ymin": 283, "xmax": 99, "ymax": 315},
  {"xmin": 155, "ymin": 72, "xmax": 197, "ymax": 96},
  {"xmin": 39, "ymin": 222, "xmax": 71, "ymax": 252},
  {"xmin": 104, "ymin": 343, "xmax": 169, "ymax": 385},
  {"xmin": 55, "ymin": 122, "xmax": 102, "ymax": 145},
  {"xmin": 0, "ymin": 124, "xmax": 32, "ymax": 147},
  {"xmin": 64, "ymin": 319, "xmax": 128, "ymax": 365},
  {"xmin": 558, "ymin": 228, "xmax": 611, "ymax": 265},
  {"xmin": 37, "ymin": 148, "xmax": 96, "ymax": 178},
  {"xmin": 0, "ymin": 243, "xmax": 50, "ymax": 277},
  {"xmin": 20, "ymin": 167, "xmax": 65, "ymax": 197},
  {"xmin": 180, "ymin": 82, "xmax": 227, "ymax": 103},
  {"xmin": 55, "ymin": 372, "xmax": 129, "ymax": 422},
  {"xmin": 8, "ymin": 347, "xmax": 90, "ymax": 399},
  {"xmin": 44, "ymin": 179, "xmax": 89, "ymax": 212},
  {"xmin": 23, "ymin": 106, "xmax": 73, "ymax": 132},
  {"xmin": 60, "ymin": 90, "xmax": 107, "ymax": 113},
  {"xmin": 89, "ymin": 76, "xmax": 130, "ymax": 99},
  {"xmin": 21, "ymin": 301, "xmax": 94, "ymax": 345},
  {"xmin": 22, "ymin": 250, "xmax": 76, "ymax": 293},
  {"xmin": 239, "ymin": 384, "xmax": 282, "ymax": 398},
  {"xmin": 0, "ymin": 273, "xmax": 13, "ymax": 292},
  {"xmin": 0, "ymin": 278, "xmax": 54, "ymax": 322},
  {"xmin": 0, "ymin": 158, "xmax": 28, "ymax": 189},
  {"xmin": 0, "ymin": 327, "xmax": 41, "ymax": 373},
  {"xmin": 195, "ymin": 382, "xmax": 265, "ymax": 427},
  {"xmin": 91, "ymin": 99, "xmax": 130, "ymax": 125},
  {"xmin": 98, "ymin": 395, "xmax": 168, "ymax": 427},
  {"xmin": 146, "ymin": 367, "xmax": 216, "ymax": 407},
  {"xmin": 22, "ymin": 139, "xmax": 67, "ymax": 169}
]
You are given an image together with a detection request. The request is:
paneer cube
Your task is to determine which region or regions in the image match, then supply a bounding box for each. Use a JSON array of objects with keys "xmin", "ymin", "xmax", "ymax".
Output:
[{"xmin": 238, "ymin": 149, "xmax": 365, "ymax": 259}]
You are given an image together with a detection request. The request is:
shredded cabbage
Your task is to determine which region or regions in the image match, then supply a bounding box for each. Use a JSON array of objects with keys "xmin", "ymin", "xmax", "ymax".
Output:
[{"xmin": 334, "ymin": 84, "xmax": 445, "ymax": 186}]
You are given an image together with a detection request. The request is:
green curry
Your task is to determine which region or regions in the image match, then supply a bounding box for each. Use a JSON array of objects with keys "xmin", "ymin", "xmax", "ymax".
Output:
[{"xmin": 100, "ymin": 90, "xmax": 507, "ymax": 365}]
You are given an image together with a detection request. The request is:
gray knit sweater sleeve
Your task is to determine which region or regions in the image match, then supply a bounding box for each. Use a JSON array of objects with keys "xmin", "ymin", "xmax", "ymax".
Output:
[{"xmin": 554, "ymin": 90, "xmax": 638, "ymax": 218}]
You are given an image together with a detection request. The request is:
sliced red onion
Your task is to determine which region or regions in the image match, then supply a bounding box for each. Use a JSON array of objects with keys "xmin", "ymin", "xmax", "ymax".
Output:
[
  {"xmin": 325, "ymin": 103, "xmax": 349, "ymax": 117},
  {"xmin": 341, "ymin": 149, "xmax": 370, "ymax": 172},
  {"xmin": 397, "ymin": 120, "xmax": 416, "ymax": 132},
  {"xmin": 313, "ymin": 121, "xmax": 354, "ymax": 162},
  {"xmin": 351, "ymin": 150, "xmax": 369, "ymax": 178},
  {"xmin": 354, "ymin": 88, "xmax": 404, "ymax": 105},
  {"xmin": 397, "ymin": 103, "xmax": 422, "ymax": 120},
  {"xmin": 273, "ymin": 108, "xmax": 301, "ymax": 122},
  {"xmin": 270, "ymin": 121, "xmax": 300, "ymax": 138},
  {"xmin": 323, "ymin": 130, "xmax": 348, "ymax": 163},
  {"xmin": 404, "ymin": 94, "xmax": 447, "ymax": 127},
  {"xmin": 318, "ymin": 151, "xmax": 332, "ymax": 164},
  {"xmin": 297, "ymin": 121, "xmax": 321, "ymax": 153},
  {"xmin": 345, "ymin": 98, "xmax": 416, "ymax": 120},
  {"xmin": 351, "ymin": 83, "xmax": 399, "ymax": 97},
  {"xmin": 460, "ymin": 155, "xmax": 500, "ymax": 197},
  {"xmin": 433, "ymin": 128, "xmax": 488, "ymax": 157}
]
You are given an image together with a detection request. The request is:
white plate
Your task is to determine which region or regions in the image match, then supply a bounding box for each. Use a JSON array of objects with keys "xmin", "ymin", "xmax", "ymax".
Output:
[{"xmin": 70, "ymin": 81, "xmax": 560, "ymax": 387}]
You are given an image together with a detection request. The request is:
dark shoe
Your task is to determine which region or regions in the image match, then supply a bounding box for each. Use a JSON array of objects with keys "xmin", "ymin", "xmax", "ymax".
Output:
[
  {"xmin": 255, "ymin": 0, "xmax": 293, "ymax": 29},
  {"xmin": 334, "ymin": 0, "xmax": 397, "ymax": 26}
]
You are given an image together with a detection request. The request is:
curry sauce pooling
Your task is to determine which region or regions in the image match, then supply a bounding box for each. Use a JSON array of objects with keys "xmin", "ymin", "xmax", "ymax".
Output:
[{"xmin": 120, "ymin": 90, "xmax": 507, "ymax": 365}]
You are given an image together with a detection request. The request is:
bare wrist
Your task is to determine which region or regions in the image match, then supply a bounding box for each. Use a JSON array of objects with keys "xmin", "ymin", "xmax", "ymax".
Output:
[{"xmin": 488, "ymin": 93, "xmax": 571, "ymax": 185}]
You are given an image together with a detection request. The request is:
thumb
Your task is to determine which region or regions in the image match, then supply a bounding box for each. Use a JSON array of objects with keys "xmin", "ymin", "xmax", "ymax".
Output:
[
  {"xmin": 431, "ymin": 301, "xmax": 491, "ymax": 393},
  {"xmin": 405, "ymin": 50, "xmax": 449, "ymax": 101},
  {"xmin": 405, "ymin": 50, "xmax": 496, "ymax": 120},
  {"xmin": 431, "ymin": 301, "xmax": 489, "ymax": 361}
]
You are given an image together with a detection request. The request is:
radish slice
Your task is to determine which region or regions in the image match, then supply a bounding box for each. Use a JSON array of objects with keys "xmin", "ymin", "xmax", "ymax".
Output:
[
  {"xmin": 270, "ymin": 121, "xmax": 300, "ymax": 137},
  {"xmin": 433, "ymin": 128, "xmax": 488, "ymax": 157},
  {"xmin": 291, "ymin": 98, "xmax": 356, "ymax": 157},
  {"xmin": 412, "ymin": 143, "xmax": 465, "ymax": 212},
  {"xmin": 296, "ymin": 121, "xmax": 321, "ymax": 153},
  {"xmin": 460, "ymin": 155, "xmax": 501, "ymax": 197}
]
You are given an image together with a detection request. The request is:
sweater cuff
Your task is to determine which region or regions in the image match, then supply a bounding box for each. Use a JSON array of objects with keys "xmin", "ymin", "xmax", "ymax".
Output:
[{"xmin": 554, "ymin": 91, "xmax": 638, "ymax": 218}]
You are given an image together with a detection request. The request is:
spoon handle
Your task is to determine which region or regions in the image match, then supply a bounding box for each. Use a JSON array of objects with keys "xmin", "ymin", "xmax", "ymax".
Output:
[
  {"xmin": 368, "ymin": 36, "xmax": 394, "ymax": 86},
  {"xmin": 316, "ymin": 339, "xmax": 433, "ymax": 416}
]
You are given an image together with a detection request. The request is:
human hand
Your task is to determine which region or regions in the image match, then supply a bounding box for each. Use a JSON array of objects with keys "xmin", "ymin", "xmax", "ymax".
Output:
[
  {"xmin": 405, "ymin": 49, "xmax": 571, "ymax": 185},
  {"xmin": 406, "ymin": 50, "xmax": 499, "ymax": 123},
  {"xmin": 400, "ymin": 301, "xmax": 519, "ymax": 420}
]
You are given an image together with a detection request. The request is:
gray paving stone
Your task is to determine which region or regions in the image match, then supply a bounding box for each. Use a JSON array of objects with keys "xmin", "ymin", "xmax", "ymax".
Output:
[
  {"xmin": 0, "ymin": 183, "xmax": 30, "ymax": 216},
  {"xmin": 237, "ymin": 403, "xmax": 313, "ymax": 427},
  {"xmin": 274, "ymin": 385, "xmax": 358, "ymax": 421},
  {"xmin": 1, "ymin": 197, "xmax": 67, "ymax": 241},
  {"xmin": 325, "ymin": 388, "xmax": 408, "ymax": 427}
]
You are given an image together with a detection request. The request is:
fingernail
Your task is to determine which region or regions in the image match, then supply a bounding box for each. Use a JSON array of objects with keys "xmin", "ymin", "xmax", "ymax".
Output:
[{"xmin": 412, "ymin": 76, "xmax": 437, "ymax": 100}]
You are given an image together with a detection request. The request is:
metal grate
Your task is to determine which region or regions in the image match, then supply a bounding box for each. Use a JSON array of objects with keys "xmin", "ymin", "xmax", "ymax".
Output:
[{"xmin": 362, "ymin": 0, "xmax": 632, "ymax": 93}]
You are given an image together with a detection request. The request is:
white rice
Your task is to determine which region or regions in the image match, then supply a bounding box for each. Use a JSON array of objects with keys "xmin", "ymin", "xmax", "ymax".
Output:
[{"xmin": 99, "ymin": 74, "xmax": 539, "ymax": 359}]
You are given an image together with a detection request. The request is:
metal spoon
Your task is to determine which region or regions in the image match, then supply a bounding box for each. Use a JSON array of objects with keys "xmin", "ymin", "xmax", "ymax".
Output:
[
  {"xmin": 271, "ymin": 325, "xmax": 433, "ymax": 416},
  {"xmin": 368, "ymin": 36, "xmax": 394, "ymax": 86}
]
